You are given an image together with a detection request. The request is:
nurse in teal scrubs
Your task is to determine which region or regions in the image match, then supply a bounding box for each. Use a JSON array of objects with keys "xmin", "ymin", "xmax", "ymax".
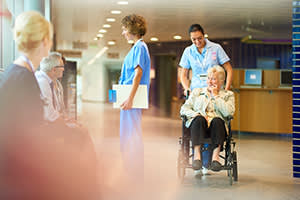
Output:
[
  {"xmin": 119, "ymin": 14, "xmax": 150, "ymax": 181},
  {"xmin": 179, "ymin": 24, "xmax": 233, "ymax": 93}
]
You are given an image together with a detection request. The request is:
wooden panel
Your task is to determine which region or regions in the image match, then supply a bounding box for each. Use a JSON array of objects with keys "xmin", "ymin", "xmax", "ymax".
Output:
[
  {"xmin": 231, "ymin": 91, "xmax": 240, "ymax": 131},
  {"xmin": 263, "ymin": 70, "xmax": 280, "ymax": 88},
  {"xmin": 232, "ymin": 69, "xmax": 243, "ymax": 88},
  {"xmin": 238, "ymin": 88, "xmax": 292, "ymax": 133}
]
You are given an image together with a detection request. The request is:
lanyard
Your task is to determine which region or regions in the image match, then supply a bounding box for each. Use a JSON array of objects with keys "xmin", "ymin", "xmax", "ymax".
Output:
[
  {"xmin": 197, "ymin": 49, "xmax": 208, "ymax": 71},
  {"xmin": 20, "ymin": 54, "xmax": 35, "ymax": 73}
]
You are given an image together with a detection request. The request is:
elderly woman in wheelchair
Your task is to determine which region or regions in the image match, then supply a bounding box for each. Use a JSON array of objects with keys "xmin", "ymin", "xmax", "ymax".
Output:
[{"xmin": 180, "ymin": 65, "xmax": 235, "ymax": 172}]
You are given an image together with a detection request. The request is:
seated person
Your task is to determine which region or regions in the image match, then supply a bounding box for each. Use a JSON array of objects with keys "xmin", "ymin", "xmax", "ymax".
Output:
[
  {"xmin": 56, "ymin": 56, "xmax": 67, "ymax": 116},
  {"xmin": 35, "ymin": 52, "xmax": 65, "ymax": 122},
  {"xmin": 180, "ymin": 65, "xmax": 235, "ymax": 172}
]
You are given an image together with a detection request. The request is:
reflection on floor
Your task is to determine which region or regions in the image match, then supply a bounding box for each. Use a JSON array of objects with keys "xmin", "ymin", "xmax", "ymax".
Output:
[{"xmin": 79, "ymin": 102, "xmax": 300, "ymax": 200}]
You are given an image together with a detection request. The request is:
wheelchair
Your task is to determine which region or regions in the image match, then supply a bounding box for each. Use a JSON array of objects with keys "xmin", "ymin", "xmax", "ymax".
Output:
[{"xmin": 177, "ymin": 115, "xmax": 238, "ymax": 185}]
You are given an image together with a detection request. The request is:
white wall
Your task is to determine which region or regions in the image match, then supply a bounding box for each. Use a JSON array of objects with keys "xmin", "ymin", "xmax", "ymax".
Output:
[{"xmin": 81, "ymin": 59, "xmax": 107, "ymax": 102}]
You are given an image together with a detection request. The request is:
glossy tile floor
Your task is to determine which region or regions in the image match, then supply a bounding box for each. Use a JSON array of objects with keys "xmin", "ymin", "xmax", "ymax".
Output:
[{"xmin": 79, "ymin": 102, "xmax": 300, "ymax": 200}]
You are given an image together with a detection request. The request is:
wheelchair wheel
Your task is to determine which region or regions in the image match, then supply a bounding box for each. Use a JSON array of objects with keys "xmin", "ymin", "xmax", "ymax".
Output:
[
  {"xmin": 228, "ymin": 168, "xmax": 233, "ymax": 185},
  {"xmin": 233, "ymin": 151, "xmax": 238, "ymax": 181},
  {"xmin": 226, "ymin": 152, "xmax": 233, "ymax": 185},
  {"xmin": 177, "ymin": 150, "xmax": 185, "ymax": 182}
]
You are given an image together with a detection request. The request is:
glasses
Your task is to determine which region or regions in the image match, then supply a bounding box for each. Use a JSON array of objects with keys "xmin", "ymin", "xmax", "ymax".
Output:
[{"xmin": 55, "ymin": 65, "xmax": 64, "ymax": 68}]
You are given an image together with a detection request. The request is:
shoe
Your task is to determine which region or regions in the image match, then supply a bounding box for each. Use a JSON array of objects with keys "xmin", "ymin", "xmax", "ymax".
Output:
[
  {"xmin": 192, "ymin": 159, "xmax": 202, "ymax": 170},
  {"xmin": 202, "ymin": 167, "xmax": 209, "ymax": 175},
  {"xmin": 211, "ymin": 160, "xmax": 222, "ymax": 172},
  {"xmin": 194, "ymin": 169, "xmax": 202, "ymax": 178}
]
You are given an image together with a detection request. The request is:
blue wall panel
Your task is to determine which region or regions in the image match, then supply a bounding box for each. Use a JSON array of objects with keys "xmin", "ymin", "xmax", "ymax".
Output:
[{"xmin": 293, "ymin": 0, "xmax": 300, "ymax": 178}]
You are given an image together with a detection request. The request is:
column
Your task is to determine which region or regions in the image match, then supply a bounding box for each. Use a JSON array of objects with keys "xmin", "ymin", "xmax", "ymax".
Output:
[
  {"xmin": 24, "ymin": 0, "xmax": 45, "ymax": 14},
  {"xmin": 293, "ymin": 0, "xmax": 300, "ymax": 178}
]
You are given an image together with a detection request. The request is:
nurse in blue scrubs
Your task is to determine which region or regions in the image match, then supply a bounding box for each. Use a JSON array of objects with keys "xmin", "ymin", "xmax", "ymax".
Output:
[{"xmin": 119, "ymin": 14, "xmax": 150, "ymax": 182}]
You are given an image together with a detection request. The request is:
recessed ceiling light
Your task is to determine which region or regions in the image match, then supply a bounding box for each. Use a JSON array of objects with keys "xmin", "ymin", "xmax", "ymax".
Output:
[
  {"xmin": 106, "ymin": 18, "xmax": 116, "ymax": 22},
  {"xmin": 128, "ymin": 40, "xmax": 134, "ymax": 44},
  {"xmin": 204, "ymin": 34, "xmax": 208, "ymax": 38},
  {"xmin": 94, "ymin": 37, "xmax": 98, "ymax": 41},
  {"xmin": 111, "ymin": 10, "xmax": 122, "ymax": 14},
  {"xmin": 97, "ymin": 33, "xmax": 104, "ymax": 38},
  {"xmin": 173, "ymin": 35, "xmax": 182, "ymax": 40},
  {"xmin": 108, "ymin": 41, "xmax": 116, "ymax": 45},
  {"xmin": 117, "ymin": 1, "xmax": 128, "ymax": 5},
  {"xmin": 150, "ymin": 37, "xmax": 159, "ymax": 42},
  {"xmin": 99, "ymin": 29, "xmax": 107, "ymax": 33},
  {"xmin": 103, "ymin": 24, "xmax": 111, "ymax": 28}
]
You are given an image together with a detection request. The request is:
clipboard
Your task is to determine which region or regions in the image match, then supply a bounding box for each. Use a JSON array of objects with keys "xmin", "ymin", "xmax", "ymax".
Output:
[{"xmin": 109, "ymin": 84, "xmax": 148, "ymax": 109}]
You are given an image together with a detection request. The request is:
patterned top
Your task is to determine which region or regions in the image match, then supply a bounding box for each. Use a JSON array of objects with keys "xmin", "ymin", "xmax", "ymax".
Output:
[{"xmin": 180, "ymin": 87, "xmax": 235, "ymax": 130}]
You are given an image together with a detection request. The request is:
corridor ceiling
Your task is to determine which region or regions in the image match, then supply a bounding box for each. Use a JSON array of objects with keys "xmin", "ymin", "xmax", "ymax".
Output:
[{"xmin": 51, "ymin": 0, "xmax": 292, "ymax": 62}]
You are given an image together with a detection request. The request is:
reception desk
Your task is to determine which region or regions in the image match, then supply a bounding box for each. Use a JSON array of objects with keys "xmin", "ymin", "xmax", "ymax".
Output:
[
  {"xmin": 231, "ymin": 69, "xmax": 292, "ymax": 134},
  {"xmin": 231, "ymin": 87, "xmax": 292, "ymax": 134}
]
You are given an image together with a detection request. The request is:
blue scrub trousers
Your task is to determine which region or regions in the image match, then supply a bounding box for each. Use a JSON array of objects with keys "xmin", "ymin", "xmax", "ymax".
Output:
[{"xmin": 120, "ymin": 109, "xmax": 144, "ymax": 181}]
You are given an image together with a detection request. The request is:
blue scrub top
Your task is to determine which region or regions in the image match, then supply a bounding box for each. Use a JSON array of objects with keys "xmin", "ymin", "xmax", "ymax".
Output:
[
  {"xmin": 179, "ymin": 39, "xmax": 230, "ymax": 90},
  {"xmin": 119, "ymin": 39, "xmax": 151, "ymax": 90}
]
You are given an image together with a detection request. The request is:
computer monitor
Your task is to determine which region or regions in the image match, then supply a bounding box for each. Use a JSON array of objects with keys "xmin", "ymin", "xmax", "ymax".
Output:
[
  {"xmin": 244, "ymin": 69, "xmax": 263, "ymax": 86},
  {"xmin": 280, "ymin": 70, "xmax": 292, "ymax": 86}
]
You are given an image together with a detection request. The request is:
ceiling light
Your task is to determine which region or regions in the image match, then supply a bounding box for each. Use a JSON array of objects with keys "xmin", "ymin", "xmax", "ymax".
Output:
[
  {"xmin": 150, "ymin": 37, "xmax": 159, "ymax": 42},
  {"xmin": 106, "ymin": 18, "xmax": 116, "ymax": 22},
  {"xmin": 99, "ymin": 29, "xmax": 107, "ymax": 33},
  {"xmin": 94, "ymin": 37, "xmax": 98, "ymax": 41},
  {"xmin": 204, "ymin": 34, "xmax": 208, "ymax": 38},
  {"xmin": 108, "ymin": 41, "xmax": 116, "ymax": 45},
  {"xmin": 103, "ymin": 24, "xmax": 111, "ymax": 28},
  {"xmin": 117, "ymin": 1, "xmax": 128, "ymax": 5},
  {"xmin": 97, "ymin": 33, "xmax": 104, "ymax": 38},
  {"xmin": 111, "ymin": 10, "xmax": 121, "ymax": 14},
  {"xmin": 173, "ymin": 35, "xmax": 182, "ymax": 40},
  {"xmin": 128, "ymin": 40, "xmax": 134, "ymax": 44}
]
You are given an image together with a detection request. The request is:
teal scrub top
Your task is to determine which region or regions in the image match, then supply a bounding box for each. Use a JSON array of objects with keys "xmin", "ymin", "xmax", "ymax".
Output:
[{"xmin": 179, "ymin": 39, "xmax": 230, "ymax": 90}]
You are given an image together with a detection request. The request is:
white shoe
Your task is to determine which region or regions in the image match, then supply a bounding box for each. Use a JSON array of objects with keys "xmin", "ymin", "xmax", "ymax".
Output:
[
  {"xmin": 202, "ymin": 167, "xmax": 209, "ymax": 175},
  {"xmin": 194, "ymin": 169, "xmax": 202, "ymax": 177}
]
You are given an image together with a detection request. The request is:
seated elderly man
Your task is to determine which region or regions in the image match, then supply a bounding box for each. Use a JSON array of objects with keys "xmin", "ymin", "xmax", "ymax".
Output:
[
  {"xmin": 180, "ymin": 65, "xmax": 235, "ymax": 172},
  {"xmin": 35, "ymin": 52, "xmax": 65, "ymax": 122}
]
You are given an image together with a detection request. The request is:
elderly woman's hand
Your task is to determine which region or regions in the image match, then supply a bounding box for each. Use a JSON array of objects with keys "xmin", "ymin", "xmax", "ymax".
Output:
[{"xmin": 208, "ymin": 84, "xmax": 219, "ymax": 97}]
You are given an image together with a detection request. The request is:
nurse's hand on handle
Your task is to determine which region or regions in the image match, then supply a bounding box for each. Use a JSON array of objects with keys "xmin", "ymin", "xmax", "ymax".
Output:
[{"xmin": 184, "ymin": 88, "xmax": 191, "ymax": 98}]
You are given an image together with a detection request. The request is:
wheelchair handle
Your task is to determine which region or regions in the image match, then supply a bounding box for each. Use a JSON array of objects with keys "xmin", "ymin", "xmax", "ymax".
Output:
[{"xmin": 185, "ymin": 89, "xmax": 190, "ymax": 100}]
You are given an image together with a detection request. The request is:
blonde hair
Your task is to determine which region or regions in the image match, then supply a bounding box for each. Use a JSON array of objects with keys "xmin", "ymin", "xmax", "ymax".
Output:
[
  {"xmin": 207, "ymin": 65, "xmax": 226, "ymax": 82},
  {"xmin": 13, "ymin": 11, "xmax": 53, "ymax": 52}
]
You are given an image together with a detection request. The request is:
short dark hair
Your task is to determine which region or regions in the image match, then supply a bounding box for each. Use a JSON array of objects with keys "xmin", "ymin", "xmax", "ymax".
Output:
[{"xmin": 188, "ymin": 24, "xmax": 204, "ymax": 34}]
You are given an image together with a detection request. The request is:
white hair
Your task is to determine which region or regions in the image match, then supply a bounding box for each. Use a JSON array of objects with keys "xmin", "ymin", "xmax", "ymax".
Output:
[
  {"xmin": 40, "ymin": 52, "xmax": 62, "ymax": 72},
  {"xmin": 207, "ymin": 65, "xmax": 225, "ymax": 82}
]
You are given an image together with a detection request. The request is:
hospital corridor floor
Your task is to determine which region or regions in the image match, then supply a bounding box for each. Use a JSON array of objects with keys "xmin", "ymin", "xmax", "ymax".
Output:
[{"xmin": 79, "ymin": 102, "xmax": 300, "ymax": 200}]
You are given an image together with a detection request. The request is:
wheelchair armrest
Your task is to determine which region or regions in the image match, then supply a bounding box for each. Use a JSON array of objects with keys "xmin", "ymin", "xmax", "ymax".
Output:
[
  {"xmin": 180, "ymin": 115, "xmax": 188, "ymax": 123},
  {"xmin": 225, "ymin": 115, "xmax": 234, "ymax": 121}
]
